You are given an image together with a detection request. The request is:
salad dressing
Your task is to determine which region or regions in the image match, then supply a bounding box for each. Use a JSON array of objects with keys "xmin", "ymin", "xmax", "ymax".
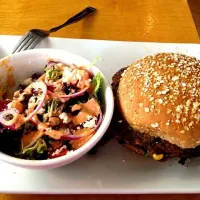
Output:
[{"xmin": 0, "ymin": 61, "xmax": 103, "ymax": 160}]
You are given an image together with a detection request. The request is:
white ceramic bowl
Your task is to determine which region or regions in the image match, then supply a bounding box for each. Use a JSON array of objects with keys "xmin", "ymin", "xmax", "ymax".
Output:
[{"xmin": 0, "ymin": 49, "xmax": 114, "ymax": 169}]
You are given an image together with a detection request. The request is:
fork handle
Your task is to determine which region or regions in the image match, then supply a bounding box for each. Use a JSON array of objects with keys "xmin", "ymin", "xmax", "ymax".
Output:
[{"xmin": 49, "ymin": 6, "xmax": 96, "ymax": 33}]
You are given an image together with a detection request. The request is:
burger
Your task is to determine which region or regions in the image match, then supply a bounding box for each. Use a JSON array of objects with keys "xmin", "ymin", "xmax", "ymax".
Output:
[{"xmin": 111, "ymin": 53, "xmax": 200, "ymax": 164}]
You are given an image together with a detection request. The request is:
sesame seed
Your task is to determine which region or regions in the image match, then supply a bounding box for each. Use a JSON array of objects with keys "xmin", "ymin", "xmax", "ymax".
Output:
[
  {"xmin": 176, "ymin": 105, "xmax": 183, "ymax": 113},
  {"xmin": 139, "ymin": 103, "xmax": 143, "ymax": 108},
  {"xmin": 150, "ymin": 97, "xmax": 154, "ymax": 101},
  {"xmin": 172, "ymin": 76, "xmax": 179, "ymax": 81},
  {"xmin": 180, "ymin": 130, "xmax": 185, "ymax": 134},
  {"xmin": 167, "ymin": 109, "xmax": 172, "ymax": 114},
  {"xmin": 160, "ymin": 89, "xmax": 170, "ymax": 95},
  {"xmin": 157, "ymin": 99, "xmax": 163, "ymax": 104},
  {"xmin": 194, "ymin": 114, "xmax": 200, "ymax": 121},
  {"xmin": 176, "ymin": 113, "xmax": 181, "ymax": 119},
  {"xmin": 182, "ymin": 118, "xmax": 187, "ymax": 122},
  {"xmin": 193, "ymin": 102, "xmax": 200, "ymax": 110},
  {"xmin": 151, "ymin": 123, "xmax": 159, "ymax": 128},
  {"xmin": 184, "ymin": 126, "xmax": 189, "ymax": 131},
  {"xmin": 189, "ymin": 121, "xmax": 194, "ymax": 127}
]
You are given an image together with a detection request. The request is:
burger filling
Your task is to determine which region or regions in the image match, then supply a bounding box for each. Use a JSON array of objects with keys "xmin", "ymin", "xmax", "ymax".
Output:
[{"xmin": 111, "ymin": 67, "xmax": 200, "ymax": 165}]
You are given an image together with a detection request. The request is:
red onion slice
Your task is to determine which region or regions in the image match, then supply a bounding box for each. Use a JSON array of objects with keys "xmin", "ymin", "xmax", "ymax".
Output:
[
  {"xmin": 61, "ymin": 109, "xmax": 102, "ymax": 141},
  {"xmin": 46, "ymin": 61, "xmax": 58, "ymax": 69},
  {"xmin": 24, "ymin": 81, "xmax": 47, "ymax": 122},
  {"xmin": 0, "ymin": 109, "xmax": 20, "ymax": 129},
  {"xmin": 61, "ymin": 134, "xmax": 82, "ymax": 140},
  {"xmin": 60, "ymin": 86, "xmax": 89, "ymax": 99},
  {"xmin": 0, "ymin": 81, "xmax": 47, "ymax": 130}
]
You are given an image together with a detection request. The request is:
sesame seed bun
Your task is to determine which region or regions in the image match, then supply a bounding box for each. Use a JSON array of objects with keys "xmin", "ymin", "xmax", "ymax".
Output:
[{"xmin": 117, "ymin": 53, "xmax": 200, "ymax": 149}]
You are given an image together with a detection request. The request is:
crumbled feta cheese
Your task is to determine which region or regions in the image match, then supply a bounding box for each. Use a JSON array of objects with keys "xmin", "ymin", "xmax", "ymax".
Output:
[
  {"xmin": 7, "ymin": 102, "xmax": 12, "ymax": 109},
  {"xmin": 62, "ymin": 68, "xmax": 74, "ymax": 82},
  {"xmin": 59, "ymin": 112, "xmax": 68, "ymax": 124},
  {"xmin": 63, "ymin": 117, "xmax": 69, "ymax": 124},
  {"xmin": 59, "ymin": 112, "xmax": 67, "ymax": 119},
  {"xmin": 29, "ymin": 96, "xmax": 37, "ymax": 103},
  {"xmin": 83, "ymin": 117, "xmax": 97, "ymax": 128},
  {"xmin": 51, "ymin": 145, "xmax": 67, "ymax": 157}
]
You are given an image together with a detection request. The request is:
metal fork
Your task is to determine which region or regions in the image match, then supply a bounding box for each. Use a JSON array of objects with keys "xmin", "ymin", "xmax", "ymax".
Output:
[{"xmin": 12, "ymin": 6, "xmax": 96, "ymax": 54}]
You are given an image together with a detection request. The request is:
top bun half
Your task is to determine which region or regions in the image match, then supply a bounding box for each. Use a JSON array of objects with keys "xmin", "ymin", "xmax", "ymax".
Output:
[{"xmin": 117, "ymin": 53, "xmax": 200, "ymax": 148}]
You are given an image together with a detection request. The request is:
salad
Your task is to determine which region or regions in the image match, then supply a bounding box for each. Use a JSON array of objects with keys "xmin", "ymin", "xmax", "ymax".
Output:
[{"xmin": 0, "ymin": 61, "xmax": 103, "ymax": 160}]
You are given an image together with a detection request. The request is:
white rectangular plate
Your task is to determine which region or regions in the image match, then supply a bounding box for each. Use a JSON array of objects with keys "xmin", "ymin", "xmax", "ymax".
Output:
[{"xmin": 0, "ymin": 35, "xmax": 200, "ymax": 194}]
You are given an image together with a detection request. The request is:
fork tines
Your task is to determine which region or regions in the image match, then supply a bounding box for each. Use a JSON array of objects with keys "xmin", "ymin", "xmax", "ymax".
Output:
[{"xmin": 12, "ymin": 31, "xmax": 44, "ymax": 54}]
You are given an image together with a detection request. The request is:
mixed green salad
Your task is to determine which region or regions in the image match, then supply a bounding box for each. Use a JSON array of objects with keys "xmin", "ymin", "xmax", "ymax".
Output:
[{"xmin": 0, "ymin": 61, "xmax": 103, "ymax": 160}]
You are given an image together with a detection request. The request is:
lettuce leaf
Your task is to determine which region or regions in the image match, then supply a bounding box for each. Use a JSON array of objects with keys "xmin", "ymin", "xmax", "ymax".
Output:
[
  {"xmin": 92, "ymin": 72, "xmax": 103, "ymax": 100},
  {"xmin": 87, "ymin": 56, "xmax": 99, "ymax": 68},
  {"xmin": 45, "ymin": 67, "xmax": 62, "ymax": 81},
  {"xmin": 22, "ymin": 138, "xmax": 47, "ymax": 155}
]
